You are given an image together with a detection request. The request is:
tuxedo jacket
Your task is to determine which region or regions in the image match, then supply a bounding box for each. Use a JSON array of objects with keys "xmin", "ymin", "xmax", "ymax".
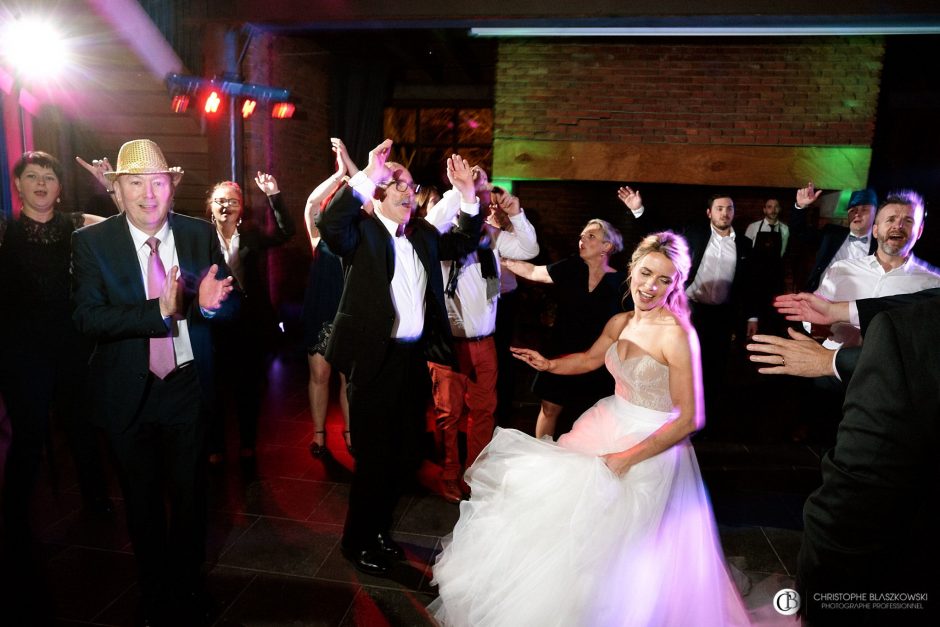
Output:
[
  {"xmin": 71, "ymin": 212, "xmax": 232, "ymax": 433},
  {"xmin": 682, "ymin": 221, "xmax": 756, "ymax": 319},
  {"xmin": 316, "ymin": 187, "xmax": 481, "ymax": 386},
  {"xmin": 790, "ymin": 209, "xmax": 877, "ymax": 292},
  {"xmin": 833, "ymin": 287, "xmax": 940, "ymax": 384},
  {"xmin": 798, "ymin": 296, "xmax": 940, "ymax": 619}
]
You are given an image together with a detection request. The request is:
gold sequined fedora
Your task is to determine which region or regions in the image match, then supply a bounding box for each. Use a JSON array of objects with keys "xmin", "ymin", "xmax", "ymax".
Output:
[{"xmin": 104, "ymin": 139, "xmax": 184, "ymax": 185}]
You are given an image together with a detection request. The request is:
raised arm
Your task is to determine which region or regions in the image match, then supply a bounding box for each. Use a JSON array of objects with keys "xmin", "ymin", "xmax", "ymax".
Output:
[
  {"xmin": 254, "ymin": 172, "xmax": 296, "ymax": 244},
  {"xmin": 616, "ymin": 185, "xmax": 645, "ymax": 218},
  {"xmin": 76, "ymin": 155, "xmax": 121, "ymax": 212},
  {"xmin": 511, "ymin": 313, "xmax": 628, "ymax": 374},
  {"xmin": 492, "ymin": 191, "xmax": 539, "ymax": 260},
  {"xmin": 603, "ymin": 324, "xmax": 703, "ymax": 475},
  {"xmin": 501, "ymin": 258, "xmax": 552, "ymax": 283},
  {"xmin": 316, "ymin": 138, "xmax": 393, "ymax": 257},
  {"xmin": 304, "ymin": 139, "xmax": 358, "ymax": 246}
]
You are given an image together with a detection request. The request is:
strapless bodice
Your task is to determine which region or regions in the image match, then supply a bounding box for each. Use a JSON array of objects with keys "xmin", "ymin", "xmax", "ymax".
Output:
[{"xmin": 605, "ymin": 344, "xmax": 674, "ymax": 413}]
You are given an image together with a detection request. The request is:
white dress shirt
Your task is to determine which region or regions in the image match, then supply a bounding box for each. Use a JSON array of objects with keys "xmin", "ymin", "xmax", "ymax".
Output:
[
  {"xmin": 127, "ymin": 219, "xmax": 195, "ymax": 365},
  {"xmin": 348, "ymin": 171, "xmax": 480, "ymax": 340},
  {"xmin": 427, "ymin": 189, "xmax": 540, "ymax": 296},
  {"xmin": 216, "ymin": 230, "xmax": 244, "ymax": 289},
  {"xmin": 744, "ymin": 219, "xmax": 790, "ymax": 256},
  {"xmin": 828, "ymin": 231, "xmax": 872, "ymax": 267},
  {"xmin": 815, "ymin": 253, "xmax": 940, "ymax": 347},
  {"xmin": 686, "ymin": 226, "xmax": 738, "ymax": 305}
]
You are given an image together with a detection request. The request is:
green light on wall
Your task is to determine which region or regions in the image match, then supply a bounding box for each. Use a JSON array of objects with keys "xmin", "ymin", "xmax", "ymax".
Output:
[
  {"xmin": 491, "ymin": 179, "xmax": 514, "ymax": 194},
  {"xmin": 833, "ymin": 189, "xmax": 853, "ymax": 219}
]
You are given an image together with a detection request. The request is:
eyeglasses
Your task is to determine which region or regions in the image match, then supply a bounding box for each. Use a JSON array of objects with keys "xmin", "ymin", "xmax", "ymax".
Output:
[
  {"xmin": 212, "ymin": 198, "xmax": 241, "ymax": 208},
  {"xmin": 380, "ymin": 179, "xmax": 418, "ymax": 193}
]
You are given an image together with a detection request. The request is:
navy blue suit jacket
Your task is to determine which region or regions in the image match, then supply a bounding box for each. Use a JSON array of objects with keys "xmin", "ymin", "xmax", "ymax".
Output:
[{"xmin": 71, "ymin": 213, "xmax": 233, "ymax": 433}]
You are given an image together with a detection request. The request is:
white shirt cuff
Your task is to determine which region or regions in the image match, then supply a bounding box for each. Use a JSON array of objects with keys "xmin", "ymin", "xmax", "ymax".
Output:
[
  {"xmin": 348, "ymin": 171, "xmax": 376, "ymax": 204},
  {"xmin": 848, "ymin": 301, "xmax": 860, "ymax": 327},
  {"xmin": 831, "ymin": 348, "xmax": 842, "ymax": 382},
  {"xmin": 460, "ymin": 197, "xmax": 480, "ymax": 217},
  {"xmin": 630, "ymin": 205, "xmax": 645, "ymax": 218}
]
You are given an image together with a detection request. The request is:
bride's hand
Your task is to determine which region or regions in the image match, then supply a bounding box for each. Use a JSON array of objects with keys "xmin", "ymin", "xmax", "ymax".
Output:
[
  {"xmin": 511, "ymin": 347, "xmax": 552, "ymax": 371},
  {"xmin": 602, "ymin": 453, "xmax": 632, "ymax": 476}
]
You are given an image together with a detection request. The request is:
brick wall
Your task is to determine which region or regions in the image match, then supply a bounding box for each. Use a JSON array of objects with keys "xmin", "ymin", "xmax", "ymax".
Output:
[{"xmin": 496, "ymin": 37, "xmax": 884, "ymax": 147}]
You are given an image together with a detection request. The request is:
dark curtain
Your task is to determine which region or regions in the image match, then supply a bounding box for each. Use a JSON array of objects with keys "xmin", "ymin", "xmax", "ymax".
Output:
[{"xmin": 329, "ymin": 57, "xmax": 390, "ymax": 169}]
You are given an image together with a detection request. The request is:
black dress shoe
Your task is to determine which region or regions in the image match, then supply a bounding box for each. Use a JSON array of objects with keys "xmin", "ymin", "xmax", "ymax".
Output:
[
  {"xmin": 341, "ymin": 545, "xmax": 391, "ymax": 576},
  {"xmin": 375, "ymin": 531, "xmax": 405, "ymax": 561}
]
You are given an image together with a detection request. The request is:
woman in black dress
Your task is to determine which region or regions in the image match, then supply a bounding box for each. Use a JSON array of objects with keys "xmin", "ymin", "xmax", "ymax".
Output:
[
  {"xmin": 503, "ymin": 219, "xmax": 625, "ymax": 438},
  {"xmin": 0, "ymin": 151, "xmax": 109, "ymax": 543}
]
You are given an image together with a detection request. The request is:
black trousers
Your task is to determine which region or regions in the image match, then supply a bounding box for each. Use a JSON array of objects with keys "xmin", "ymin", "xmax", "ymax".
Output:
[
  {"xmin": 106, "ymin": 365, "xmax": 207, "ymax": 610},
  {"xmin": 342, "ymin": 340, "xmax": 429, "ymax": 549},
  {"xmin": 690, "ymin": 300, "xmax": 733, "ymax": 430}
]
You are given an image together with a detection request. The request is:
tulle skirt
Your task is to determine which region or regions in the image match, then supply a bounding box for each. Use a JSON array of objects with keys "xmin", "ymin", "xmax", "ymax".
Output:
[{"xmin": 429, "ymin": 394, "xmax": 750, "ymax": 626}]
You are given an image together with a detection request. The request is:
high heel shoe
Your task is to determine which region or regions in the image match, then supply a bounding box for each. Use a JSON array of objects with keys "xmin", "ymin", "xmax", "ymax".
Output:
[
  {"xmin": 343, "ymin": 430, "xmax": 354, "ymax": 455},
  {"xmin": 309, "ymin": 430, "xmax": 328, "ymax": 458}
]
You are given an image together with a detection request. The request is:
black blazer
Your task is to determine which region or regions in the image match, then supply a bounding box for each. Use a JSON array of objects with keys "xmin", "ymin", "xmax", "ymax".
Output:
[
  {"xmin": 790, "ymin": 209, "xmax": 877, "ymax": 292},
  {"xmin": 71, "ymin": 213, "xmax": 233, "ymax": 433},
  {"xmin": 683, "ymin": 221, "xmax": 756, "ymax": 319},
  {"xmin": 798, "ymin": 297, "xmax": 940, "ymax": 620},
  {"xmin": 835, "ymin": 286, "xmax": 940, "ymax": 384},
  {"xmin": 316, "ymin": 186, "xmax": 480, "ymax": 385}
]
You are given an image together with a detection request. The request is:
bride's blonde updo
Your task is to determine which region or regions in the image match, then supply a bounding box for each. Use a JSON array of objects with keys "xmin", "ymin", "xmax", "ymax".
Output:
[{"xmin": 626, "ymin": 231, "xmax": 692, "ymax": 320}]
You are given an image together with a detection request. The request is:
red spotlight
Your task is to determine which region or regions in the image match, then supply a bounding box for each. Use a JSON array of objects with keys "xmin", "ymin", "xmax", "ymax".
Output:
[
  {"xmin": 241, "ymin": 98, "xmax": 257, "ymax": 119},
  {"xmin": 171, "ymin": 94, "xmax": 190, "ymax": 113},
  {"xmin": 271, "ymin": 102, "xmax": 295, "ymax": 119},
  {"xmin": 204, "ymin": 90, "xmax": 222, "ymax": 115}
]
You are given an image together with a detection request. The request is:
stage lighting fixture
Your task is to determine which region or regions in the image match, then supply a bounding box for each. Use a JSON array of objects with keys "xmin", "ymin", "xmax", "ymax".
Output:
[
  {"xmin": 271, "ymin": 102, "xmax": 295, "ymax": 119},
  {"xmin": 204, "ymin": 90, "xmax": 222, "ymax": 115},
  {"xmin": 241, "ymin": 98, "xmax": 257, "ymax": 118}
]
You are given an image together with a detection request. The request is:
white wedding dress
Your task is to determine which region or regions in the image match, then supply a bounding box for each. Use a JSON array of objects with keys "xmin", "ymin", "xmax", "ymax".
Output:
[{"xmin": 429, "ymin": 343, "xmax": 750, "ymax": 626}]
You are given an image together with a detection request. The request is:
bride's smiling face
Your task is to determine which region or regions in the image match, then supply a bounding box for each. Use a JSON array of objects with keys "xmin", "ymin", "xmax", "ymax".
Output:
[{"xmin": 630, "ymin": 252, "xmax": 678, "ymax": 311}]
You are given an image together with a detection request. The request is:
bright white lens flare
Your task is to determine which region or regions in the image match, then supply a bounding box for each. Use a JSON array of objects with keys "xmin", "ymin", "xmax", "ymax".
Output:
[{"xmin": 1, "ymin": 17, "xmax": 70, "ymax": 78}]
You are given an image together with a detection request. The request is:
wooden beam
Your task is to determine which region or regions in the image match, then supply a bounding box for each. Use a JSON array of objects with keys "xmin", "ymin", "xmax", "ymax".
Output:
[{"xmin": 493, "ymin": 139, "xmax": 871, "ymax": 189}]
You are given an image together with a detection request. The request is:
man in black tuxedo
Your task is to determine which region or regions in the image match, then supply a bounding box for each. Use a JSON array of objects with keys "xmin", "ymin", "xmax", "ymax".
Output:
[
  {"xmin": 682, "ymin": 194, "xmax": 754, "ymax": 428},
  {"xmin": 791, "ymin": 184, "xmax": 878, "ymax": 292},
  {"xmin": 750, "ymin": 291, "xmax": 938, "ymax": 624},
  {"xmin": 71, "ymin": 139, "xmax": 235, "ymax": 625},
  {"xmin": 316, "ymin": 139, "xmax": 480, "ymax": 575},
  {"xmin": 799, "ymin": 297, "xmax": 937, "ymax": 625}
]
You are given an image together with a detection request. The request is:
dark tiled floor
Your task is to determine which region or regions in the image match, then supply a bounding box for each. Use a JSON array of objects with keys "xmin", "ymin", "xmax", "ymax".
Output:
[{"xmin": 0, "ymin": 349, "xmax": 820, "ymax": 626}]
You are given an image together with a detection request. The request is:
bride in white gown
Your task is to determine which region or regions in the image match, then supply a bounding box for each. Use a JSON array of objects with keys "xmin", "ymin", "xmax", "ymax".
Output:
[{"xmin": 429, "ymin": 231, "xmax": 750, "ymax": 626}]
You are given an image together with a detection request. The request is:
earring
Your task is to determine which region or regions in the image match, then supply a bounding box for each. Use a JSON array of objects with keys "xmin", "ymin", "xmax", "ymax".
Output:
[
  {"xmin": 56, "ymin": 197, "xmax": 61, "ymax": 204},
  {"xmin": 236, "ymin": 218, "xmax": 242, "ymax": 227},
  {"xmin": 211, "ymin": 215, "xmax": 216, "ymax": 224}
]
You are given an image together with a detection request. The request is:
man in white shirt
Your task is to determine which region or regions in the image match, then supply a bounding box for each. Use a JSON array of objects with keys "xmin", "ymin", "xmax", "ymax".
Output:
[
  {"xmin": 71, "ymin": 139, "xmax": 235, "ymax": 624},
  {"xmin": 316, "ymin": 140, "xmax": 481, "ymax": 576},
  {"xmin": 791, "ymin": 185, "xmax": 878, "ymax": 292},
  {"xmin": 745, "ymin": 198, "xmax": 790, "ymax": 334},
  {"xmin": 684, "ymin": 194, "xmax": 754, "ymax": 432},
  {"xmin": 425, "ymin": 170, "xmax": 539, "ymax": 503},
  {"xmin": 815, "ymin": 189, "xmax": 940, "ymax": 348}
]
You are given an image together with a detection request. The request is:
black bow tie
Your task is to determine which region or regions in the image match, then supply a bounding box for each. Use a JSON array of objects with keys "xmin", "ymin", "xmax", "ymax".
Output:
[{"xmin": 848, "ymin": 234, "xmax": 869, "ymax": 244}]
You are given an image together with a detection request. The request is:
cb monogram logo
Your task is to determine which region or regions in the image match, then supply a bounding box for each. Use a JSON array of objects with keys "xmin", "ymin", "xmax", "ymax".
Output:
[{"xmin": 773, "ymin": 588, "xmax": 801, "ymax": 616}]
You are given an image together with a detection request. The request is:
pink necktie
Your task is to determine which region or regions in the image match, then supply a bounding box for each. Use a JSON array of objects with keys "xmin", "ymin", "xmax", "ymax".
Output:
[{"xmin": 145, "ymin": 237, "xmax": 176, "ymax": 379}]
